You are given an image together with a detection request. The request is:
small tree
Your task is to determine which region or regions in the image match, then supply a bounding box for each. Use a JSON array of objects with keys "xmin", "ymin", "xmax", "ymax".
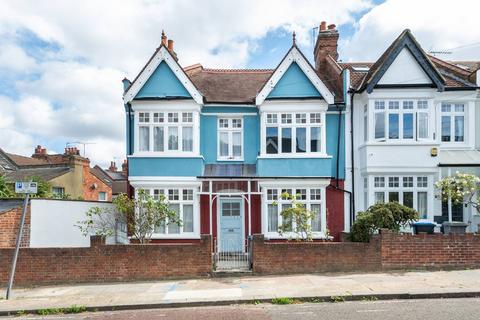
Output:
[
  {"xmin": 77, "ymin": 190, "xmax": 181, "ymax": 244},
  {"xmin": 435, "ymin": 172, "xmax": 480, "ymax": 214},
  {"xmin": 350, "ymin": 202, "xmax": 419, "ymax": 242},
  {"xmin": 277, "ymin": 192, "xmax": 316, "ymax": 241},
  {"xmin": 0, "ymin": 174, "xmax": 14, "ymax": 198}
]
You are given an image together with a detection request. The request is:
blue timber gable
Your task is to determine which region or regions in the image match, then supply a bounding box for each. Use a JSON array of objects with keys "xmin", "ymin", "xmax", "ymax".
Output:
[{"xmin": 267, "ymin": 62, "xmax": 322, "ymax": 99}]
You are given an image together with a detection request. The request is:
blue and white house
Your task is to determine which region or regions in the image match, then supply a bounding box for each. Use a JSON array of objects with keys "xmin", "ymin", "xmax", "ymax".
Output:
[{"xmin": 122, "ymin": 29, "xmax": 347, "ymax": 255}]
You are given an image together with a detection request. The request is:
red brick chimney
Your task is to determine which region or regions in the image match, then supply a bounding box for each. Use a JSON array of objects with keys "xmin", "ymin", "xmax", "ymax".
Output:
[
  {"xmin": 314, "ymin": 21, "xmax": 339, "ymax": 72},
  {"xmin": 32, "ymin": 145, "xmax": 47, "ymax": 159},
  {"xmin": 121, "ymin": 159, "xmax": 127, "ymax": 173},
  {"xmin": 161, "ymin": 30, "xmax": 167, "ymax": 46},
  {"xmin": 109, "ymin": 161, "xmax": 117, "ymax": 172},
  {"xmin": 64, "ymin": 147, "xmax": 80, "ymax": 156}
]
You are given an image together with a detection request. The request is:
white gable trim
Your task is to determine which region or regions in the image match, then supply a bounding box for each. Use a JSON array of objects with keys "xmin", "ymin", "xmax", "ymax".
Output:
[
  {"xmin": 255, "ymin": 46, "xmax": 334, "ymax": 106},
  {"xmin": 123, "ymin": 46, "xmax": 203, "ymax": 104}
]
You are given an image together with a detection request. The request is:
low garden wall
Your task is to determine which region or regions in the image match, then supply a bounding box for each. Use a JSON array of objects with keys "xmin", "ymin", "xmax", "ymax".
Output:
[
  {"xmin": 252, "ymin": 230, "xmax": 480, "ymax": 275},
  {"xmin": 0, "ymin": 235, "xmax": 212, "ymax": 286}
]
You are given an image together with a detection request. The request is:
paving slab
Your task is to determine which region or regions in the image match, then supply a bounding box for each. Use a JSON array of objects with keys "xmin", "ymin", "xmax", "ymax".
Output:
[{"xmin": 1, "ymin": 269, "xmax": 480, "ymax": 315}]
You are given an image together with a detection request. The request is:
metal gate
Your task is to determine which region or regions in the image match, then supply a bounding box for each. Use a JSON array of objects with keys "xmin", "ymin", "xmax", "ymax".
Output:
[{"xmin": 213, "ymin": 236, "xmax": 252, "ymax": 271}]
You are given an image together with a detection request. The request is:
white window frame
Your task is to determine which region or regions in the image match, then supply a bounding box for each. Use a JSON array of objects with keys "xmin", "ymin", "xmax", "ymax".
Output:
[
  {"xmin": 134, "ymin": 186, "xmax": 200, "ymax": 239},
  {"xmin": 260, "ymin": 181, "xmax": 328, "ymax": 239},
  {"xmin": 261, "ymin": 111, "xmax": 327, "ymax": 157},
  {"xmin": 440, "ymin": 103, "xmax": 466, "ymax": 144},
  {"xmin": 217, "ymin": 117, "xmax": 243, "ymax": 161},
  {"xmin": 372, "ymin": 99, "xmax": 431, "ymax": 142},
  {"xmin": 134, "ymin": 110, "xmax": 199, "ymax": 156},
  {"xmin": 98, "ymin": 191, "xmax": 107, "ymax": 202}
]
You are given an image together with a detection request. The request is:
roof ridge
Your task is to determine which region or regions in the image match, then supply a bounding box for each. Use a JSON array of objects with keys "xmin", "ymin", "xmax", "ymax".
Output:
[
  {"xmin": 428, "ymin": 55, "xmax": 472, "ymax": 76},
  {"xmin": 201, "ymin": 68, "xmax": 274, "ymax": 73}
]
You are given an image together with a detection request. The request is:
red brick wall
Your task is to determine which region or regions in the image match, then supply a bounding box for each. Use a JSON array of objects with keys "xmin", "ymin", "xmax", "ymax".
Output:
[
  {"xmin": 326, "ymin": 181, "xmax": 345, "ymax": 241},
  {"xmin": 0, "ymin": 235, "xmax": 212, "ymax": 286},
  {"xmin": 380, "ymin": 230, "xmax": 480, "ymax": 270},
  {"xmin": 83, "ymin": 165, "xmax": 112, "ymax": 201},
  {"xmin": 252, "ymin": 234, "xmax": 381, "ymax": 274},
  {"xmin": 0, "ymin": 204, "xmax": 30, "ymax": 248}
]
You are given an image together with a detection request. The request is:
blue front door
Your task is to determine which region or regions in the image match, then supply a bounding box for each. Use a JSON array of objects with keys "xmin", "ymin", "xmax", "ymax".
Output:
[{"xmin": 219, "ymin": 198, "xmax": 243, "ymax": 252}]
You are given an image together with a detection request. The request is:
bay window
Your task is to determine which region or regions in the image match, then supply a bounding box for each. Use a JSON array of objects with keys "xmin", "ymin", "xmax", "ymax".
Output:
[
  {"xmin": 264, "ymin": 112, "xmax": 324, "ymax": 155},
  {"xmin": 441, "ymin": 103, "xmax": 465, "ymax": 142},
  {"xmin": 372, "ymin": 175, "xmax": 429, "ymax": 219},
  {"xmin": 265, "ymin": 187, "xmax": 324, "ymax": 235},
  {"xmin": 137, "ymin": 111, "xmax": 196, "ymax": 153},
  {"xmin": 373, "ymin": 100, "xmax": 430, "ymax": 141},
  {"xmin": 218, "ymin": 118, "xmax": 243, "ymax": 160}
]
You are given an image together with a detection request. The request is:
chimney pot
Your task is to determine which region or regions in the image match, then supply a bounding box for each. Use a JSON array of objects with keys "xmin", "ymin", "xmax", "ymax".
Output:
[
  {"xmin": 320, "ymin": 21, "xmax": 327, "ymax": 31},
  {"xmin": 109, "ymin": 161, "xmax": 117, "ymax": 172},
  {"xmin": 168, "ymin": 39, "xmax": 174, "ymax": 51},
  {"xmin": 122, "ymin": 159, "xmax": 128, "ymax": 172},
  {"xmin": 161, "ymin": 30, "xmax": 167, "ymax": 46},
  {"xmin": 328, "ymin": 24, "xmax": 336, "ymax": 30}
]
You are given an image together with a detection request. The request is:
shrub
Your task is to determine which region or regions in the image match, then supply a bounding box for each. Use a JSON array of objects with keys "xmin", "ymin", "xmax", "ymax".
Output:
[
  {"xmin": 350, "ymin": 202, "xmax": 418, "ymax": 242},
  {"xmin": 271, "ymin": 297, "xmax": 294, "ymax": 305}
]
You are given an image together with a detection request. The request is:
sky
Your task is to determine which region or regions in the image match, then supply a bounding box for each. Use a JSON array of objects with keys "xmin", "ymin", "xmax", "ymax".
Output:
[{"xmin": 0, "ymin": 0, "xmax": 479, "ymax": 168}]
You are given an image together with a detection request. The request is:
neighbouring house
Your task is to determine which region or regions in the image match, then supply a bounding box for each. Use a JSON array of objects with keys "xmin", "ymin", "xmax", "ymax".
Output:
[
  {"xmin": 343, "ymin": 28, "xmax": 480, "ymax": 231},
  {"xmin": 0, "ymin": 145, "xmax": 112, "ymax": 201},
  {"xmin": 122, "ymin": 29, "xmax": 347, "ymax": 250},
  {"xmin": 91, "ymin": 160, "xmax": 128, "ymax": 197}
]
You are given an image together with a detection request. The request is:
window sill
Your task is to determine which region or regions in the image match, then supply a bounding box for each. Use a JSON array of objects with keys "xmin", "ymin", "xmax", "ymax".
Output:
[
  {"xmin": 360, "ymin": 141, "xmax": 440, "ymax": 148},
  {"xmin": 263, "ymin": 232, "xmax": 329, "ymax": 240},
  {"xmin": 217, "ymin": 158, "xmax": 244, "ymax": 162},
  {"xmin": 258, "ymin": 154, "xmax": 331, "ymax": 159},
  {"xmin": 145, "ymin": 233, "xmax": 201, "ymax": 240},
  {"xmin": 129, "ymin": 153, "xmax": 203, "ymax": 158}
]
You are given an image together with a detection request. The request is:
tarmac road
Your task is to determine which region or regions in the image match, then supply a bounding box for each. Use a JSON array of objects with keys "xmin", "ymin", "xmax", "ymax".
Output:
[{"xmin": 5, "ymin": 297, "xmax": 480, "ymax": 320}]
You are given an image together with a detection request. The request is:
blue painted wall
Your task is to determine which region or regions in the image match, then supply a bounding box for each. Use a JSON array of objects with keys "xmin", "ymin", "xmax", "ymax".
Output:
[
  {"xmin": 257, "ymin": 158, "xmax": 333, "ymax": 177},
  {"xmin": 201, "ymin": 107, "xmax": 259, "ymax": 164},
  {"xmin": 326, "ymin": 113, "xmax": 345, "ymax": 180},
  {"xmin": 129, "ymin": 157, "xmax": 203, "ymax": 176},
  {"xmin": 135, "ymin": 62, "xmax": 191, "ymax": 99},
  {"xmin": 267, "ymin": 62, "xmax": 321, "ymax": 99}
]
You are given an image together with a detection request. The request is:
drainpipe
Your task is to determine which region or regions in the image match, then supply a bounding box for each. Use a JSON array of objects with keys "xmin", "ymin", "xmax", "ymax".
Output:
[{"xmin": 349, "ymin": 90, "xmax": 356, "ymax": 226}]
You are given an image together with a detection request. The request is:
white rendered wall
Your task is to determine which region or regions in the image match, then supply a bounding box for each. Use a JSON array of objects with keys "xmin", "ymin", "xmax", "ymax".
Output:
[
  {"xmin": 30, "ymin": 199, "xmax": 126, "ymax": 247},
  {"xmin": 378, "ymin": 48, "xmax": 432, "ymax": 85}
]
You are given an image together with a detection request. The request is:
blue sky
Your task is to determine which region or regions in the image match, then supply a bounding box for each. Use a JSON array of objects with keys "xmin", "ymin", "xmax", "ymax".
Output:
[{"xmin": 0, "ymin": 0, "xmax": 479, "ymax": 167}]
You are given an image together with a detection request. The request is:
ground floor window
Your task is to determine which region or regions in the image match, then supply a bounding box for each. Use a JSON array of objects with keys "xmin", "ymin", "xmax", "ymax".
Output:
[
  {"xmin": 139, "ymin": 187, "xmax": 197, "ymax": 236},
  {"xmin": 264, "ymin": 186, "xmax": 325, "ymax": 236},
  {"xmin": 371, "ymin": 175, "xmax": 429, "ymax": 219}
]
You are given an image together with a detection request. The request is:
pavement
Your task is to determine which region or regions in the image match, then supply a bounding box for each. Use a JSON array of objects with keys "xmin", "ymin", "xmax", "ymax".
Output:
[{"xmin": 1, "ymin": 269, "xmax": 480, "ymax": 316}]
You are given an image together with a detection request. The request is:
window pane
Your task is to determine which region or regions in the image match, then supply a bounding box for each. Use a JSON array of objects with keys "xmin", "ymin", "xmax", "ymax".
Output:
[
  {"xmin": 403, "ymin": 177, "xmax": 413, "ymax": 187},
  {"xmin": 182, "ymin": 127, "xmax": 193, "ymax": 151},
  {"xmin": 267, "ymin": 114, "xmax": 277, "ymax": 124},
  {"xmin": 296, "ymin": 127, "xmax": 306, "ymax": 153},
  {"xmin": 232, "ymin": 132, "xmax": 242, "ymax": 157},
  {"xmin": 219, "ymin": 132, "xmax": 229, "ymax": 157},
  {"xmin": 232, "ymin": 119, "xmax": 242, "ymax": 128},
  {"xmin": 388, "ymin": 177, "xmax": 399, "ymax": 187},
  {"xmin": 454, "ymin": 104, "xmax": 464, "ymax": 112},
  {"xmin": 403, "ymin": 113, "xmax": 413, "ymax": 139},
  {"xmin": 310, "ymin": 113, "xmax": 321, "ymax": 123},
  {"xmin": 388, "ymin": 113, "xmax": 399, "ymax": 139},
  {"xmin": 402, "ymin": 101, "xmax": 413, "ymax": 109},
  {"xmin": 153, "ymin": 127, "xmax": 164, "ymax": 151},
  {"xmin": 139, "ymin": 126, "xmax": 150, "ymax": 151},
  {"xmin": 374, "ymin": 177, "xmax": 385, "ymax": 188},
  {"xmin": 296, "ymin": 113, "xmax": 306, "ymax": 124},
  {"xmin": 441, "ymin": 104, "xmax": 451, "ymax": 112},
  {"xmin": 267, "ymin": 189, "xmax": 278, "ymax": 200},
  {"xmin": 281, "ymin": 114, "xmax": 292, "ymax": 124},
  {"xmin": 182, "ymin": 112, "xmax": 193, "ymax": 123},
  {"xmin": 183, "ymin": 189, "xmax": 193, "ymax": 201},
  {"xmin": 374, "ymin": 192, "xmax": 385, "ymax": 204},
  {"xmin": 168, "ymin": 112, "xmax": 178, "ymax": 123},
  {"xmin": 311, "ymin": 204, "xmax": 321, "ymax": 232},
  {"xmin": 183, "ymin": 204, "xmax": 194, "ymax": 232},
  {"xmin": 168, "ymin": 127, "xmax": 178, "ymax": 150},
  {"xmin": 282, "ymin": 128, "xmax": 292, "ymax": 153},
  {"xmin": 154, "ymin": 219, "xmax": 166, "ymax": 234},
  {"xmin": 389, "ymin": 101, "xmax": 399, "ymax": 110},
  {"xmin": 281, "ymin": 204, "xmax": 292, "ymax": 231},
  {"xmin": 417, "ymin": 192, "xmax": 428, "ymax": 219},
  {"xmin": 454, "ymin": 116, "xmax": 464, "ymax": 142},
  {"xmin": 268, "ymin": 204, "xmax": 278, "ymax": 232},
  {"xmin": 310, "ymin": 127, "xmax": 321, "ymax": 152},
  {"xmin": 266, "ymin": 127, "xmax": 278, "ymax": 154},
  {"xmin": 441, "ymin": 116, "xmax": 451, "ymax": 142},
  {"xmin": 417, "ymin": 176, "xmax": 428, "ymax": 188},
  {"xmin": 418, "ymin": 112, "xmax": 428, "ymax": 139},
  {"xmin": 168, "ymin": 204, "xmax": 180, "ymax": 234},
  {"xmin": 388, "ymin": 192, "xmax": 399, "ymax": 203},
  {"xmin": 153, "ymin": 112, "xmax": 164, "ymax": 123},
  {"xmin": 375, "ymin": 112, "xmax": 385, "ymax": 139},
  {"xmin": 403, "ymin": 192, "xmax": 413, "ymax": 208}
]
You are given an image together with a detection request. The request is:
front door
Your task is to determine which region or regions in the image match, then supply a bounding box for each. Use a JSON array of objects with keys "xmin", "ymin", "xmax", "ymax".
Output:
[{"xmin": 219, "ymin": 198, "xmax": 243, "ymax": 252}]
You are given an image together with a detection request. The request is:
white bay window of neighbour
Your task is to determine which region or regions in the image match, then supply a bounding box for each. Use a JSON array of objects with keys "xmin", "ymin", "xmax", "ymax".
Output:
[
  {"xmin": 372, "ymin": 175, "xmax": 428, "ymax": 219},
  {"xmin": 265, "ymin": 112, "xmax": 323, "ymax": 155},
  {"xmin": 137, "ymin": 112, "xmax": 194, "ymax": 153},
  {"xmin": 142, "ymin": 188, "xmax": 195, "ymax": 235},
  {"xmin": 266, "ymin": 188, "xmax": 323, "ymax": 233},
  {"xmin": 373, "ymin": 100, "xmax": 429, "ymax": 141}
]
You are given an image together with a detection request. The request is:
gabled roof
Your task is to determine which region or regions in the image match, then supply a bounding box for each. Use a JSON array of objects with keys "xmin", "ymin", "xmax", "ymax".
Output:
[
  {"xmin": 256, "ymin": 45, "xmax": 335, "ymax": 105},
  {"xmin": 360, "ymin": 29, "xmax": 446, "ymax": 93},
  {"xmin": 123, "ymin": 45, "xmax": 203, "ymax": 104}
]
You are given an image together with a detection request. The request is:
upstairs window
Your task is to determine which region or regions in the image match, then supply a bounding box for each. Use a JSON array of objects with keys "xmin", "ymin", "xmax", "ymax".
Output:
[
  {"xmin": 441, "ymin": 103, "xmax": 465, "ymax": 142},
  {"xmin": 265, "ymin": 112, "xmax": 324, "ymax": 155},
  {"xmin": 218, "ymin": 118, "xmax": 243, "ymax": 160},
  {"xmin": 373, "ymin": 100, "xmax": 430, "ymax": 141},
  {"xmin": 137, "ymin": 111, "xmax": 195, "ymax": 153}
]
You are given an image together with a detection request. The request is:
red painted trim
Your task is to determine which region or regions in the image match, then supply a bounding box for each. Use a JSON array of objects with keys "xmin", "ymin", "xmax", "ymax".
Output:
[{"xmin": 326, "ymin": 179, "xmax": 345, "ymax": 241}]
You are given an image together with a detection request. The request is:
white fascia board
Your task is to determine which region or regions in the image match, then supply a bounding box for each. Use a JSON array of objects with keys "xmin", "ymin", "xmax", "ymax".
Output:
[
  {"xmin": 258, "ymin": 179, "xmax": 331, "ymax": 188},
  {"xmin": 259, "ymin": 100, "xmax": 328, "ymax": 113},
  {"xmin": 131, "ymin": 100, "xmax": 201, "ymax": 112},
  {"xmin": 255, "ymin": 46, "xmax": 334, "ymax": 106},
  {"xmin": 123, "ymin": 46, "xmax": 203, "ymax": 105}
]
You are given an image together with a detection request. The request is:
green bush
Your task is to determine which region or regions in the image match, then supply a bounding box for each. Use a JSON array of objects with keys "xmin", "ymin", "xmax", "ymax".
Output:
[{"xmin": 350, "ymin": 202, "xmax": 419, "ymax": 242}]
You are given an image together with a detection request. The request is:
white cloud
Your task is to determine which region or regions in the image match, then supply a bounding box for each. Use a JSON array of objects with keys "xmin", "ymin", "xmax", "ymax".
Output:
[
  {"xmin": 340, "ymin": 0, "xmax": 480, "ymax": 62},
  {"xmin": 0, "ymin": 44, "xmax": 36, "ymax": 71}
]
